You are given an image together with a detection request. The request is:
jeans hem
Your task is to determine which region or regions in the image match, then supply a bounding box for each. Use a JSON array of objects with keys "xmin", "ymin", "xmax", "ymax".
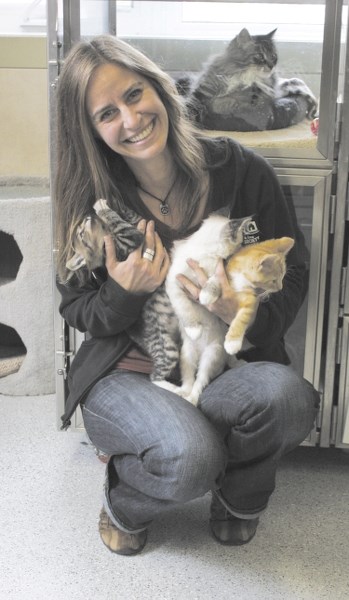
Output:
[
  {"xmin": 103, "ymin": 461, "xmax": 149, "ymax": 534},
  {"xmin": 213, "ymin": 490, "xmax": 267, "ymax": 520},
  {"xmin": 102, "ymin": 494, "xmax": 148, "ymax": 534}
]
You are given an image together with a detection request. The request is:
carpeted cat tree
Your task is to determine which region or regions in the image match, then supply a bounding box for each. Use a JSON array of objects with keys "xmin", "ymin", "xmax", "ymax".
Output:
[{"xmin": 0, "ymin": 196, "xmax": 55, "ymax": 395}]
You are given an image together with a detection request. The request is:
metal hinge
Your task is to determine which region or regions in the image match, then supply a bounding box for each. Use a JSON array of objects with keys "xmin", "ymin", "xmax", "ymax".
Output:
[
  {"xmin": 330, "ymin": 404, "xmax": 338, "ymax": 446},
  {"xmin": 335, "ymin": 326, "xmax": 343, "ymax": 364},
  {"xmin": 314, "ymin": 400, "xmax": 323, "ymax": 445},
  {"xmin": 55, "ymin": 318, "xmax": 74, "ymax": 379},
  {"xmin": 340, "ymin": 267, "xmax": 347, "ymax": 307},
  {"xmin": 56, "ymin": 350, "xmax": 73, "ymax": 379},
  {"xmin": 329, "ymin": 194, "xmax": 337, "ymax": 234},
  {"xmin": 335, "ymin": 100, "xmax": 343, "ymax": 146}
]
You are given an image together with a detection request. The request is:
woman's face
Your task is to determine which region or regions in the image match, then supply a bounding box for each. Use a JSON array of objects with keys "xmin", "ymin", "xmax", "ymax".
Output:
[{"xmin": 86, "ymin": 63, "xmax": 170, "ymax": 168}]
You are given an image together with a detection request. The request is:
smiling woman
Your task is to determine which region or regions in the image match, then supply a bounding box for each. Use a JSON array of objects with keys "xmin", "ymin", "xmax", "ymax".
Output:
[
  {"xmin": 86, "ymin": 63, "xmax": 170, "ymax": 172},
  {"xmin": 54, "ymin": 33, "xmax": 319, "ymax": 557}
]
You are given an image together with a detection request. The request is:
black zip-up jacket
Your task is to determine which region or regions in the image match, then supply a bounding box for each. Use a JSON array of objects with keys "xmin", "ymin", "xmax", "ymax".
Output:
[{"xmin": 57, "ymin": 138, "xmax": 308, "ymax": 429}]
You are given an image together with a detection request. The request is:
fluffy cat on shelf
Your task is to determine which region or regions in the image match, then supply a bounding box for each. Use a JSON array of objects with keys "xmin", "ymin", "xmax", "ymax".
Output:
[{"xmin": 179, "ymin": 28, "xmax": 318, "ymax": 132}]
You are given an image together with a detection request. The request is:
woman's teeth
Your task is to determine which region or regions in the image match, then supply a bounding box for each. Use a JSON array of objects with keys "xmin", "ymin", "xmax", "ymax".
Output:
[{"xmin": 128, "ymin": 121, "xmax": 154, "ymax": 143}]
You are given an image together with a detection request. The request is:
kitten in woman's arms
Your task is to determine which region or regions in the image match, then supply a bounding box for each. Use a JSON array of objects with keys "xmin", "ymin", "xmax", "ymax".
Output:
[
  {"xmin": 166, "ymin": 214, "xmax": 252, "ymax": 405},
  {"xmin": 66, "ymin": 199, "xmax": 181, "ymax": 392},
  {"xmin": 200, "ymin": 236, "xmax": 294, "ymax": 355},
  {"xmin": 65, "ymin": 201, "xmax": 143, "ymax": 274}
]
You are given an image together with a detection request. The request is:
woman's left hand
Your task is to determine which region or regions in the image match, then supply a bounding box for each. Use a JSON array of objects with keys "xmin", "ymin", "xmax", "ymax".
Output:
[{"xmin": 176, "ymin": 258, "xmax": 239, "ymax": 324}]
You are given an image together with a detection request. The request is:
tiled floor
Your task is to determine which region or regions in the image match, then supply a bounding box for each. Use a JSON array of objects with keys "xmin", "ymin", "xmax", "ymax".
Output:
[{"xmin": 1, "ymin": 393, "xmax": 349, "ymax": 600}]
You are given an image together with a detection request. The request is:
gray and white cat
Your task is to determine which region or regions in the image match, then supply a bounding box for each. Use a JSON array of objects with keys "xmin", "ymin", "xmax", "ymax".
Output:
[
  {"xmin": 67, "ymin": 199, "xmax": 180, "ymax": 392},
  {"xmin": 166, "ymin": 214, "xmax": 250, "ymax": 405},
  {"xmin": 181, "ymin": 28, "xmax": 318, "ymax": 132}
]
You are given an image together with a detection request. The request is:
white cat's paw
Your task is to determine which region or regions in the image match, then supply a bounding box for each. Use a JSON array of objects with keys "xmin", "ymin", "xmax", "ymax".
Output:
[
  {"xmin": 199, "ymin": 288, "xmax": 216, "ymax": 306},
  {"xmin": 93, "ymin": 198, "xmax": 108, "ymax": 214},
  {"xmin": 174, "ymin": 384, "xmax": 192, "ymax": 399},
  {"xmin": 186, "ymin": 391, "xmax": 200, "ymax": 407},
  {"xmin": 184, "ymin": 325, "xmax": 203, "ymax": 340},
  {"xmin": 199, "ymin": 279, "xmax": 221, "ymax": 305},
  {"xmin": 224, "ymin": 338, "xmax": 243, "ymax": 355}
]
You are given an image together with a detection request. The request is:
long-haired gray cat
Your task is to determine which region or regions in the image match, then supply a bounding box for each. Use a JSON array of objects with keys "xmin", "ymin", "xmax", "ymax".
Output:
[{"xmin": 181, "ymin": 28, "xmax": 317, "ymax": 132}]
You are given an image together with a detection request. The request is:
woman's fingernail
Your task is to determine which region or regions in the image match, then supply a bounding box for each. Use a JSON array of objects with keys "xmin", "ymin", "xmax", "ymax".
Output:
[{"xmin": 187, "ymin": 258, "xmax": 197, "ymax": 266}]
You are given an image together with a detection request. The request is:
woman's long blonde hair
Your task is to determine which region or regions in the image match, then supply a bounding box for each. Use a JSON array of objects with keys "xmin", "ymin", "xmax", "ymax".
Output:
[{"xmin": 54, "ymin": 35, "xmax": 206, "ymax": 283}]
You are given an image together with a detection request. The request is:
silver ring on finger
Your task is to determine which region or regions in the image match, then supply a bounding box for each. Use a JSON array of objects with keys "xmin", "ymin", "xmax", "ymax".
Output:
[{"xmin": 142, "ymin": 248, "xmax": 155, "ymax": 262}]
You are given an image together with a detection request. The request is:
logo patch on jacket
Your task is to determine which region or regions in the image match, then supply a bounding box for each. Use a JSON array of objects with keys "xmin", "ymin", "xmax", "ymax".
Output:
[{"xmin": 243, "ymin": 220, "xmax": 260, "ymax": 245}]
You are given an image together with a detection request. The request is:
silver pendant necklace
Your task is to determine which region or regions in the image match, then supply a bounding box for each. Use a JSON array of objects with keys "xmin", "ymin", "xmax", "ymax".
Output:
[{"xmin": 137, "ymin": 178, "xmax": 176, "ymax": 216}]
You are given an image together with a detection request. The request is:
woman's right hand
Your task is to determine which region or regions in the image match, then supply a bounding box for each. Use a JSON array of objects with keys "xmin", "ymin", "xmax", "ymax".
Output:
[{"xmin": 104, "ymin": 219, "xmax": 170, "ymax": 294}]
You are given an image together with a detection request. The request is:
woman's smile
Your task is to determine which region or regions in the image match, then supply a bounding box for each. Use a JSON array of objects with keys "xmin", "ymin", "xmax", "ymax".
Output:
[{"xmin": 124, "ymin": 119, "xmax": 155, "ymax": 144}]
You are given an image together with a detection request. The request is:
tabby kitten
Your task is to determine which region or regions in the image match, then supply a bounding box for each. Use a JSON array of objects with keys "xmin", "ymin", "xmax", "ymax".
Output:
[
  {"xmin": 166, "ymin": 214, "xmax": 251, "ymax": 405},
  {"xmin": 66, "ymin": 199, "xmax": 180, "ymax": 391},
  {"xmin": 65, "ymin": 202, "xmax": 143, "ymax": 274},
  {"xmin": 183, "ymin": 28, "xmax": 317, "ymax": 132}
]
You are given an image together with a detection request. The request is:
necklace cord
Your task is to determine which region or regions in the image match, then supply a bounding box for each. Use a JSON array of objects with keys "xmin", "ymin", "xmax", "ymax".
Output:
[{"xmin": 136, "ymin": 178, "xmax": 176, "ymax": 215}]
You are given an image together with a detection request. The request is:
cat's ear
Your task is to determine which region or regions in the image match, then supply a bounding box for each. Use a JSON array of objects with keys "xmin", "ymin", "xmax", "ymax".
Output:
[
  {"xmin": 259, "ymin": 237, "xmax": 294, "ymax": 270},
  {"xmin": 228, "ymin": 215, "xmax": 254, "ymax": 240},
  {"xmin": 66, "ymin": 252, "xmax": 87, "ymax": 271},
  {"xmin": 267, "ymin": 28, "xmax": 277, "ymax": 38},
  {"xmin": 259, "ymin": 255, "xmax": 278, "ymax": 272},
  {"xmin": 236, "ymin": 28, "xmax": 252, "ymax": 45},
  {"xmin": 276, "ymin": 237, "xmax": 294, "ymax": 255}
]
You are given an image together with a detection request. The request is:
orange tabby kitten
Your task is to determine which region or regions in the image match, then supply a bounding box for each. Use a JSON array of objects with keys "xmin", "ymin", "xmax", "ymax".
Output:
[{"xmin": 201, "ymin": 236, "xmax": 294, "ymax": 355}]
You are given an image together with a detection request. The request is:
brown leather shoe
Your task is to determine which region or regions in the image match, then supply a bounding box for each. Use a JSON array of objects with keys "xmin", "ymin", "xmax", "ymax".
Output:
[
  {"xmin": 98, "ymin": 508, "xmax": 147, "ymax": 556},
  {"xmin": 209, "ymin": 494, "xmax": 259, "ymax": 546}
]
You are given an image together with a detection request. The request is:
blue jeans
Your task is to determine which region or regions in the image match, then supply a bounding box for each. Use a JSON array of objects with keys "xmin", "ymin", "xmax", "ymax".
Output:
[{"xmin": 82, "ymin": 362, "xmax": 319, "ymax": 532}]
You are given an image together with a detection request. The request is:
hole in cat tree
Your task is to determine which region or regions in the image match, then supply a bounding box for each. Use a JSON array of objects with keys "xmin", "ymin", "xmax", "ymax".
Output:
[
  {"xmin": 0, "ymin": 323, "xmax": 27, "ymax": 378},
  {"xmin": 0, "ymin": 230, "xmax": 23, "ymax": 285}
]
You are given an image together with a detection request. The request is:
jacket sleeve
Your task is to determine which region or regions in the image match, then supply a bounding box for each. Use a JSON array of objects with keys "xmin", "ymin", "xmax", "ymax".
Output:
[
  {"xmin": 235, "ymin": 150, "xmax": 309, "ymax": 348},
  {"xmin": 57, "ymin": 274, "xmax": 150, "ymax": 338}
]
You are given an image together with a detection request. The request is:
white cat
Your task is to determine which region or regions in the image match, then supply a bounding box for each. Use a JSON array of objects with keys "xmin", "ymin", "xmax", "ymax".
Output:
[{"xmin": 166, "ymin": 214, "xmax": 249, "ymax": 406}]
